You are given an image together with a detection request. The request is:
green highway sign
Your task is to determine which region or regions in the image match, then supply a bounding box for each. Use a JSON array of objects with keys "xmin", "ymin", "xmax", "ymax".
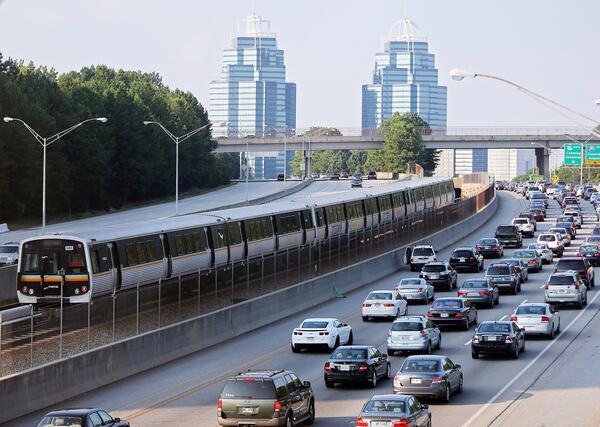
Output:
[
  {"xmin": 564, "ymin": 143, "xmax": 582, "ymax": 165},
  {"xmin": 585, "ymin": 143, "xmax": 600, "ymax": 164}
]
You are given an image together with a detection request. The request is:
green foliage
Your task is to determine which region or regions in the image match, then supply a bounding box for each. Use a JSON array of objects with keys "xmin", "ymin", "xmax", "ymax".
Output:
[{"xmin": 0, "ymin": 54, "xmax": 225, "ymax": 222}]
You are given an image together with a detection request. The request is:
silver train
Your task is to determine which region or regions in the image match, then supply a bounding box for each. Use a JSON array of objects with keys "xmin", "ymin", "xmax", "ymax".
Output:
[{"xmin": 16, "ymin": 177, "xmax": 455, "ymax": 303}]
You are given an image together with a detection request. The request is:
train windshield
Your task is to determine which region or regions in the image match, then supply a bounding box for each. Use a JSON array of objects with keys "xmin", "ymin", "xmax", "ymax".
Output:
[{"xmin": 21, "ymin": 239, "xmax": 87, "ymax": 275}]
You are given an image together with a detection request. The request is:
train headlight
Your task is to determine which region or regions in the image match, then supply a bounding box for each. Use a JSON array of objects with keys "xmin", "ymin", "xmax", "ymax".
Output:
[
  {"xmin": 81, "ymin": 285, "xmax": 88, "ymax": 293},
  {"xmin": 21, "ymin": 286, "xmax": 28, "ymax": 294},
  {"xmin": 28, "ymin": 288, "xmax": 34, "ymax": 295},
  {"xmin": 74, "ymin": 288, "xmax": 81, "ymax": 295}
]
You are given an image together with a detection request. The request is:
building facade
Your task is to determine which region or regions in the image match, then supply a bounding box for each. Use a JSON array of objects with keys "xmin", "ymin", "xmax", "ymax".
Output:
[{"xmin": 209, "ymin": 14, "xmax": 295, "ymax": 179}]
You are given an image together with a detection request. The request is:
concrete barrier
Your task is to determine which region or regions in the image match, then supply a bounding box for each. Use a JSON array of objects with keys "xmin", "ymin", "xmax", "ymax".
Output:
[
  {"xmin": 0, "ymin": 192, "xmax": 497, "ymax": 424},
  {"xmin": 0, "ymin": 265, "xmax": 17, "ymax": 302}
]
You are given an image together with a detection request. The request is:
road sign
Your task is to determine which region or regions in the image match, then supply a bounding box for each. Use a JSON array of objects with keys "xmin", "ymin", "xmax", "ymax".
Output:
[
  {"xmin": 529, "ymin": 174, "xmax": 544, "ymax": 181},
  {"xmin": 585, "ymin": 143, "xmax": 600, "ymax": 164},
  {"xmin": 564, "ymin": 143, "xmax": 582, "ymax": 165},
  {"xmin": 551, "ymin": 175, "xmax": 559, "ymax": 183}
]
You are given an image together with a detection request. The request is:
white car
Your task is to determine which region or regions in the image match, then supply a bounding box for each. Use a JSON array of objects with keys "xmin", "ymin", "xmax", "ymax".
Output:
[
  {"xmin": 548, "ymin": 227, "xmax": 571, "ymax": 246},
  {"xmin": 512, "ymin": 303, "xmax": 560, "ymax": 339},
  {"xmin": 291, "ymin": 318, "xmax": 353, "ymax": 352},
  {"xmin": 562, "ymin": 210, "xmax": 582, "ymax": 228},
  {"xmin": 362, "ymin": 289, "xmax": 408, "ymax": 321},
  {"xmin": 408, "ymin": 245, "xmax": 437, "ymax": 271},
  {"xmin": 0, "ymin": 242, "xmax": 19, "ymax": 266},
  {"xmin": 512, "ymin": 218, "xmax": 535, "ymax": 238},
  {"xmin": 527, "ymin": 243, "xmax": 553, "ymax": 264},
  {"xmin": 394, "ymin": 278, "xmax": 435, "ymax": 303},
  {"xmin": 537, "ymin": 233, "xmax": 564, "ymax": 256}
]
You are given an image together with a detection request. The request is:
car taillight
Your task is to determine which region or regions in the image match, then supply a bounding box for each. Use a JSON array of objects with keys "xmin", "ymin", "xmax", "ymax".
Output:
[
  {"xmin": 511, "ymin": 315, "xmax": 518, "ymax": 321},
  {"xmin": 577, "ymin": 253, "xmax": 584, "ymax": 257},
  {"xmin": 357, "ymin": 364, "xmax": 369, "ymax": 372},
  {"xmin": 544, "ymin": 284, "xmax": 549, "ymax": 290},
  {"xmin": 492, "ymin": 245, "xmax": 498, "ymax": 249},
  {"xmin": 479, "ymin": 290, "xmax": 491, "ymax": 295},
  {"xmin": 384, "ymin": 303, "xmax": 395, "ymax": 307},
  {"xmin": 20, "ymin": 286, "xmax": 28, "ymax": 294},
  {"xmin": 574, "ymin": 283, "xmax": 580, "ymax": 289},
  {"xmin": 455, "ymin": 312, "xmax": 463, "ymax": 319},
  {"xmin": 595, "ymin": 252, "xmax": 600, "ymax": 257},
  {"xmin": 417, "ymin": 288, "xmax": 423, "ymax": 292},
  {"xmin": 218, "ymin": 398, "xmax": 222, "ymax": 410},
  {"xmin": 470, "ymin": 257, "xmax": 476, "ymax": 261},
  {"xmin": 356, "ymin": 418, "xmax": 368, "ymax": 427},
  {"xmin": 324, "ymin": 362, "xmax": 332, "ymax": 372},
  {"xmin": 515, "ymin": 267, "xmax": 522, "ymax": 272},
  {"xmin": 81, "ymin": 285, "xmax": 88, "ymax": 293},
  {"xmin": 431, "ymin": 377, "xmax": 444, "ymax": 383},
  {"xmin": 541, "ymin": 316, "xmax": 550, "ymax": 323},
  {"xmin": 505, "ymin": 336, "xmax": 513, "ymax": 342},
  {"xmin": 529, "ymin": 260, "xmax": 536, "ymax": 264},
  {"xmin": 319, "ymin": 331, "xmax": 329, "ymax": 335},
  {"xmin": 362, "ymin": 303, "xmax": 371, "ymax": 307},
  {"xmin": 274, "ymin": 400, "xmax": 282, "ymax": 411},
  {"xmin": 457, "ymin": 290, "xmax": 467, "ymax": 295},
  {"xmin": 581, "ymin": 270, "xmax": 588, "ymax": 276},
  {"xmin": 393, "ymin": 420, "xmax": 410, "ymax": 427},
  {"xmin": 476, "ymin": 245, "xmax": 481, "ymax": 251}
]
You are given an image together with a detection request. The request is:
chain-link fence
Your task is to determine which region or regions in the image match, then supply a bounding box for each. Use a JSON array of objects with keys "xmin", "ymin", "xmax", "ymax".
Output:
[{"xmin": 0, "ymin": 185, "xmax": 494, "ymax": 377}]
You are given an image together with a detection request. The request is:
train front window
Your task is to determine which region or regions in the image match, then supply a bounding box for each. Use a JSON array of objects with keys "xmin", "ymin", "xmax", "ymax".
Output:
[
  {"xmin": 21, "ymin": 239, "xmax": 87, "ymax": 275},
  {"xmin": 22, "ymin": 253, "xmax": 40, "ymax": 273}
]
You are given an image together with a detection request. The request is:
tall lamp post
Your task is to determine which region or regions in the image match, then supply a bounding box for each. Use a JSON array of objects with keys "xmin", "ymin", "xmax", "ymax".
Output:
[
  {"xmin": 3, "ymin": 116, "xmax": 107, "ymax": 234},
  {"xmin": 143, "ymin": 121, "xmax": 211, "ymax": 216}
]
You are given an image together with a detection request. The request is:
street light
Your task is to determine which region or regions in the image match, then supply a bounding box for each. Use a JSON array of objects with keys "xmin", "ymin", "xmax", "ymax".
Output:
[
  {"xmin": 143, "ymin": 121, "xmax": 211, "ymax": 216},
  {"xmin": 3, "ymin": 116, "xmax": 107, "ymax": 234}
]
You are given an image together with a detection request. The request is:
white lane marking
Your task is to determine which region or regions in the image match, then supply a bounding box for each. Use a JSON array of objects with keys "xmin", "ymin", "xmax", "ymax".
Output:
[
  {"xmin": 464, "ymin": 339, "xmax": 472, "ymax": 346},
  {"xmin": 462, "ymin": 288, "xmax": 600, "ymax": 427},
  {"xmin": 498, "ymin": 315, "xmax": 507, "ymax": 321}
]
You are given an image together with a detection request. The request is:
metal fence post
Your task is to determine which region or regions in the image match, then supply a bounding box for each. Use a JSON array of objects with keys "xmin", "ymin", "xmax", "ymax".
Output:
[
  {"xmin": 59, "ymin": 276, "xmax": 64, "ymax": 359},
  {"xmin": 136, "ymin": 281, "xmax": 140, "ymax": 336},
  {"xmin": 87, "ymin": 300, "xmax": 91, "ymax": 351},
  {"xmin": 286, "ymin": 248, "xmax": 290, "ymax": 284},
  {"xmin": 197, "ymin": 269, "xmax": 201, "ymax": 313},
  {"xmin": 178, "ymin": 274, "xmax": 182, "ymax": 317},
  {"xmin": 30, "ymin": 304, "xmax": 34, "ymax": 368},
  {"xmin": 231, "ymin": 260, "xmax": 235, "ymax": 304},
  {"xmin": 158, "ymin": 278, "xmax": 162, "ymax": 328},
  {"xmin": 112, "ymin": 294, "xmax": 116, "ymax": 343}
]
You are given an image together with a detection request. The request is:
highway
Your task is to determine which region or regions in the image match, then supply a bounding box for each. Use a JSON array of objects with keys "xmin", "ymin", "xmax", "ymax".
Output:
[{"xmin": 12, "ymin": 190, "xmax": 600, "ymax": 427}]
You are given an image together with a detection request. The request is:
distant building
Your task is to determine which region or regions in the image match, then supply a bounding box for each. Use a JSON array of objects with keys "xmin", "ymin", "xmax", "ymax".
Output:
[{"xmin": 209, "ymin": 14, "xmax": 295, "ymax": 179}]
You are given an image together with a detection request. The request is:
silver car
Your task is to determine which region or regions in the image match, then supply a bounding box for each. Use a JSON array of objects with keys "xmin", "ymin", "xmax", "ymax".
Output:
[
  {"xmin": 0, "ymin": 243, "xmax": 19, "ymax": 266},
  {"xmin": 393, "ymin": 355, "xmax": 463, "ymax": 402},
  {"xmin": 511, "ymin": 303, "xmax": 560, "ymax": 339},
  {"xmin": 545, "ymin": 272, "xmax": 588, "ymax": 308},
  {"xmin": 457, "ymin": 279, "xmax": 500, "ymax": 308},
  {"xmin": 513, "ymin": 249, "xmax": 543, "ymax": 272},
  {"xmin": 387, "ymin": 315, "xmax": 441, "ymax": 356},
  {"xmin": 394, "ymin": 278, "xmax": 434, "ymax": 304},
  {"xmin": 527, "ymin": 243, "xmax": 554, "ymax": 264},
  {"xmin": 357, "ymin": 395, "xmax": 431, "ymax": 427}
]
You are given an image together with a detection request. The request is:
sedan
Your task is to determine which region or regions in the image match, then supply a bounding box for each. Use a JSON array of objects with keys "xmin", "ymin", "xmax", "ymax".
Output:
[
  {"xmin": 449, "ymin": 247, "xmax": 484, "ymax": 272},
  {"xmin": 457, "ymin": 279, "xmax": 500, "ymax": 308},
  {"xmin": 362, "ymin": 290, "xmax": 408, "ymax": 321},
  {"xmin": 511, "ymin": 303, "xmax": 560, "ymax": 339},
  {"xmin": 393, "ymin": 355, "xmax": 463, "ymax": 402},
  {"xmin": 356, "ymin": 395, "xmax": 431, "ymax": 427},
  {"xmin": 554, "ymin": 222, "xmax": 576, "ymax": 239},
  {"xmin": 513, "ymin": 249, "xmax": 543, "ymax": 272},
  {"xmin": 476, "ymin": 238, "xmax": 504, "ymax": 258},
  {"xmin": 471, "ymin": 321, "xmax": 525, "ymax": 359},
  {"xmin": 291, "ymin": 318, "xmax": 353, "ymax": 352},
  {"xmin": 324, "ymin": 345, "xmax": 391, "ymax": 388},
  {"xmin": 427, "ymin": 297, "xmax": 477, "ymax": 330},
  {"xmin": 528, "ymin": 243, "xmax": 554, "ymax": 264},
  {"xmin": 394, "ymin": 278, "xmax": 435, "ymax": 304},
  {"xmin": 37, "ymin": 409, "xmax": 129, "ymax": 427},
  {"xmin": 576, "ymin": 244, "xmax": 600, "ymax": 266},
  {"xmin": 351, "ymin": 176, "xmax": 363, "ymax": 188}
]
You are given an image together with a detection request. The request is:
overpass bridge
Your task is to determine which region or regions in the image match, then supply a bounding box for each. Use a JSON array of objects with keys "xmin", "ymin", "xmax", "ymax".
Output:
[{"xmin": 215, "ymin": 127, "xmax": 599, "ymax": 180}]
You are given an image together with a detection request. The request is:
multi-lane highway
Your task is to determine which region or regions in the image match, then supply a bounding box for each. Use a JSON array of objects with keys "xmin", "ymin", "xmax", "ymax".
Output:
[{"xmin": 12, "ymin": 190, "xmax": 600, "ymax": 426}]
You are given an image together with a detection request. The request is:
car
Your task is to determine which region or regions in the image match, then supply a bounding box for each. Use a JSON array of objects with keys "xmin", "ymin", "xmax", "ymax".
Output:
[
  {"xmin": 513, "ymin": 249, "xmax": 543, "ymax": 272},
  {"xmin": 590, "ymin": 192, "xmax": 600, "ymax": 205},
  {"xmin": 318, "ymin": 173, "xmax": 329, "ymax": 179},
  {"xmin": 408, "ymin": 245, "xmax": 437, "ymax": 271},
  {"xmin": 537, "ymin": 233, "xmax": 564, "ymax": 256},
  {"xmin": 420, "ymin": 262, "xmax": 457, "ymax": 291},
  {"xmin": 0, "ymin": 242, "xmax": 19, "ymax": 266},
  {"xmin": 218, "ymin": 369, "xmax": 315, "ymax": 426},
  {"xmin": 324, "ymin": 345, "xmax": 391, "ymax": 388},
  {"xmin": 449, "ymin": 247, "xmax": 484, "ymax": 272},
  {"xmin": 528, "ymin": 207, "xmax": 545, "ymax": 222},
  {"xmin": 548, "ymin": 227, "xmax": 571, "ymax": 246},
  {"xmin": 457, "ymin": 279, "xmax": 499, "ymax": 308},
  {"xmin": 476, "ymin": 238, "xmax": 504, "ymax": 258},
  {"xmin": 291, "ymin": 318, "xmax": 353, "ymax": 352},
  {"xmin": 392, "ymin": 355, "xmax": 463, "ymax": 402},
  {"xmin": 36, "ymin": 409, "xmax": 129, "ymax": 427},
  {"xmin": 495, "ymin": 225, "xmax": 523, "ymax": 248},
  {"xmin": 362, "ymin": 290, "xmax": 408, "ymax": 321},
  {"xmin": 562, "ymin": 196, "xmax": 579, "ymax": 208},
  {"xmin": 576, "ymin": 244, "xmax": 600, "ymax": 267},
  {"xmin": 511, "ymin": 303, "xmax": 560, "ymax": 339},
  {"xmin": 356, "ymin": 394, "xmax": 431, "ymax": 427},
  {"xmin": 556, "ymin": 215, "xmax": 575, "ymax": 226},
  {"xmin": 427, "ymin": 297, "xmax": 477, "ymax": 330},
  {"xmin": 562, "ymin": 210, "xmax": 582, "ymax": 228},
  {"xmin": 511, "ymin": 218, "xmax": 535, "ymax": 238},
  {"xmin": 498, "ymin": 258, "xmax": 529, "ymax": 284},
  {"xmin": 586, "ymin": 235, "xmax": 600, "ymax": 244},
  {"xmin": 545, "ymin": 272, "xmax": 588, "ymax": 308},
  {"xmin": 395, "ymin": 278, "xmax": 435, "ymax": 303},
  {"xmin": 554, "ymin": 257, "xmax": 595, "ymax": 288},
  {"xmin": 485, "ymin": 263, "xmax": 520, "ymax": 294},
  {"xmin": 310, "ymin": 173, "xmax": 319, "ymax": 179},
  {"xmin": 329, "ymin": 173, "xmax": 340, "ymax": 180},
  {"xmin": 471, "ymin": 321, "xmax": 525, "ymax": 359},
  {"xmin": 592, "ymin": 226, "xmax": 600, "ymax": 236},
  {"xmin": 518, "ymin": 212, "xmax": 537, "ymax": 231},
  {"xmin": 277, "ymin": 173, "xmax": 285, "ymax": 181},
  {"xmin": 554, "ymin": 221, "xmax": 576, "ymax": 239},
  {"xmin": 351, "ymin": 176, "xmax": 363, "ymax": 188},
  {"xmin": 527, "ymin": 243, "xmax": 554, "ymax": 264},
  {"xmin": 387, "ymin": 315, "xmax": 442, "ymax": 356},
  {"xmin": 584, "ymin": 187, "xmax": 597, "ymax": 200},
  {"xmin": 546, "ymin": 185, "xmax": 559, "ymax": 198},
  {"xmin": 367, "ymin": 171, "xmax": 377, "ymax": 180},
  {"xmin": 531, "ymin": 192, "xmax": 549, "ymax": 207},
  {"xmin": 340, "ymin": 171, "xmax": 349, "ymax": 179}
]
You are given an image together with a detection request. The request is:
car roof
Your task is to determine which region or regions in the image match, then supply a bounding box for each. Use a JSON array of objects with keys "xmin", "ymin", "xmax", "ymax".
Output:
[
  {"xmin": 393, "ymin": 315, "xmax": 427, "ymax": 322},
  {"xmin": 558, "ymin": 257, "xmax": 584, "ymax": 261},
  {"xmin": 424, "ymin": 261, "xmax": 446, "ymax": 266},
  {"xmin": 301, "ymin": 318, "xmax": 337, "ymax": 323},
  {"xmin": 370, "ymin": 394, "xmax": 410, "ymax": 401},
  {"xmin": 414, "ymin": 245, "xmax": 434, "ymax": 249},
  {"xmin": 337, "ymin": 345, "xmax": 372, "ymax": 350},
  {"xmin": 433, "ymin": 297, "xmax": 463, "ymax": 301},
  {"xmin": 237, "ymin": 369, "xmax": 286, "ymax": 378},
  {"xmin": 518, "ymin": 302, "xmax": 548, "ymax": 307},
  {"xmin": 453, "ymin": 247, "xmax": 474, "ymax": 251},
  {"xmin": 368, "ymin": 289, "xmax": 395, "ymax": 293},
  {"xmin": 478, "ymin": 321, "xmax": 512, "ymax": 325},
  {"xmin": 404, "ymin": 354, "xmax": 446, "ymax": 361},
  {"xmin": 44, "ymin": 408, "xmax": 99, "ymax": 416}
]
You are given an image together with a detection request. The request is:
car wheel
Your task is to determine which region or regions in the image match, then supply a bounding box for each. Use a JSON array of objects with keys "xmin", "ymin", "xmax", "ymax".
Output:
[
  {"xmin": 557, "ymin": 319, "xmax": 561, "ymax": 333},
  {"xmin": 521, "ymin": 339, "xmax": 525, "ymax": 352},
  {"xmin": 471, "ymin": 350, "xmax": 479, "ymax": 359},
  {"xmin": 347, "ymin": 331, "xmax": 353, "ymax": 345},
  {"xmin": 370, "ymin": 371, "xmax": 377, "ymax": 388},
  {"xmin": 457, "ymin": 375, "xmax": 464, "ymax": 393},
  {"xmin": 362, "ymin": 316, "xmax": 369, "ymax": 322},
  {"xmin": 463, "ymin": 319, "xmax": 470, "ymax": 330},
  {"xmin": 304, "ymin": 400, "xmax": 315, "ymax": 425},
  {"xmin": 285, "ymin": 413, "xmax": 293, "ymax": 427},
  {"xmin": 333, "ymin": 336, "xmax": 340, "ymax": 349},
  {"xmin": 436, "ymin": 335, "xmax": 442, "ymax": 350},
  {"xmin": 512, "ymin": 344, "xmax": 519, "ymax": 359},
  {"xmin": 488, "ymin": 298, "xmax": 495, "ymax": 309},
  {"xmin": 325, "ymin": 380, "xmax": 334, "ymax": 388},
  {"xmin": 385, "ymin": 363, "xmax": 391, "ymax": 379},
  {"xmin": 548, "ymin": 326, "xmax": 555, "ymax": 340},
  {"xmin": 443, "ymin": 385, "xmax": 451, "ymax": 403},
  {"xmin": 291, "ymin": 343, "xmax": 300, "ymax": 353},
  {"xmin": 473, "ymin": 313, "xmax": 478, "ymax": 325},
  {"xmin": 425, "ymin": 341, "xmax": 432, "ymax": 355}
]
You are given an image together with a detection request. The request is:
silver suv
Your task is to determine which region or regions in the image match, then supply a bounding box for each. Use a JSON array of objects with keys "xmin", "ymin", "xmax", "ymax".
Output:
[
  {"xmin": 545, "ymin": 272, "xmax": 588, "ymax": 308},
  {"xmin": 386, "ymin": 315, "xmax": 441, "ymax": 356}
]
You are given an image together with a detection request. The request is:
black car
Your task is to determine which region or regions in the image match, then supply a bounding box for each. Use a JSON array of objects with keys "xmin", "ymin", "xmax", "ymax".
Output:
[
  {"xmin": 495, "ymin": 225, "xmax": 523, "ymax": 248},
  {"xmin": 554, "ymin": 257, "xmax": 595, "ymax": 288},
  {"xmin": 420, "ymin": 262, "xmax": 458, "ymax": 291},
  {"xmin": 37, "ymin": 409, "xmax": 129, "ymax": 427},
  {"xmin": 449, "ymin": 247, "xmax": 484, "ymax": 272},
  {"xmin": 576, "ymin": 245, "xmax": 600, "ymax": 267},
  {"xmin": 485, "ymin": 263, "xmax": 521, "ymax": 294},
  {"xmin": 367, "ymin": 171, "xmax": 377, "ymax": 180},
  {"xmin": 427, "ymin": 297, "xmax": 477, "ymax": 330},
  {"xmin": 330, "ymin": 173, "xmax": 340, "ymax": 180},
  {"xmin": 351, "ymin": 176, "xmax": 363, "ymax": 188},
  {"xmin": 324, "ymin": 345, "xmax": 391, "ymax": 388},
  {"xmin": 476, "ymin": 238, "xmax": 504, "ymax": 258},
  {"xmin": 471, "ymin": 321, "xmax": 526, "ymax": 359}
]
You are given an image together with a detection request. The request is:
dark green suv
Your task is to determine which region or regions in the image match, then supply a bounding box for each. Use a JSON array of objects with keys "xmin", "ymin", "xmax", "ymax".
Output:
[{"xmin": 217, "ymin": 369, "xmax": 315, "ymax": 426}]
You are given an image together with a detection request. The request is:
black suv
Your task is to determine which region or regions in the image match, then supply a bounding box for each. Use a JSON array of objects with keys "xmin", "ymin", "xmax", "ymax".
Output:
[
  {"xmin": 495, "ymin": 225, "xmax": 523, "ymax": 248},
  {"xmin": 449, "ymin": 247, "xmax": 484, "ymax": 272},
  {"xmin": 420, "ymin": 262, "xmax": 458, "ymax": 291},
  {"xmin": 554, "ymin": 257, "xmax": 595, "ymax": 288},
  {"xmin": 218, "ymin": 369, "xmax": 315, "ymax": 426}
]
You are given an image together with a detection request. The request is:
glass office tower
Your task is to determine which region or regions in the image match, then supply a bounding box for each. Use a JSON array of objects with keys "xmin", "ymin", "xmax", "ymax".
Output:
[{"xmin": 209, "ymin": 14, "xmax": 296, "ymax": 179}]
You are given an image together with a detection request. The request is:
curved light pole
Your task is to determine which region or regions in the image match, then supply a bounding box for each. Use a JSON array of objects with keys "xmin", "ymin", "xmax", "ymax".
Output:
[
  {"xmin": 450, "ymin": 69, "xmax": 600, "ymax": 137},
  {"xmin": 3, "ymin": 116, "xmax": 107, "ymax": 234},
  {"xmin": 143, "ymin": 121, "xmax": 210, "ymax": 215}
]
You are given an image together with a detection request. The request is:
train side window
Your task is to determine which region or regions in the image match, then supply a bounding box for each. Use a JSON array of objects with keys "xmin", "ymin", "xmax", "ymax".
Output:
[
  {"xmin": 175, "ymin": 235, "xmax": 185, "ymax": 255},
  {"xmin": 126, "ymin": 244, "xmax": 137, "ymax": 266},
  {"xmin": 135, "ymin": 242, "xmax": 146, "ymax": 264},
  {"xmin": 146, "ymin": 240, "xmax": 157, "ymax": 261},
  {"xmin": 91, "ymin": 251, "xmax": 101, "ymax": 274},
  {"xmin": 302, "ymin": 210, "xmax": 314, "ymax": 229},
  {"xmin": 211, "ymin": 225, "xmax": 227, "ymax": 248},
  {"xmin": 227, "ymin": 223, "xmax": 242, "ymax": 245},
  {"xmin": 315, "ymin": 208, "xmax": 325, "ymax": 227},
  {"xmin": 184, "ymin": 234, "xmax": 193, "ymax": 254},
  {"xmin": 191, "ymin": 232, "xmax": 204, "ymax": 252}
]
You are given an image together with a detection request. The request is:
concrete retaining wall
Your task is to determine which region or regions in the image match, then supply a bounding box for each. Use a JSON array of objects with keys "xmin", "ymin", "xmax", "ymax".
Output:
[
  {"xmin": 0, "ymin": 193, "xmax": 498, "ymax": 423},
  {"xmin": 0, "ymin": 265, "xmax": 17, "ymax": 302}
]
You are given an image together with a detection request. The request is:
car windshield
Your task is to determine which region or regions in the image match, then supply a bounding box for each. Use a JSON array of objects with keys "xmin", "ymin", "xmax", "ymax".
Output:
[
  {"xmin": 422, "ymin": 264, "xmax": 445, "ymax": 272},
  {"xmin": 555, "ymin": 223, "xmax": 572, "ymax": 229},
  {"xmin": 501, "ymin": 260, "xmax": 520, "ymax": 267},
  {"xmin": 477, "ymin": 323, "xmax": 511, "ymax": 333},
  {"xmin": 366, "ymin": 292, "xmax": 392, "ymax": 300},
  {"xmin": 331, "ymin": 349, "xmax": 367, "ymax": 360},
  {"xmin": 513, "ymin": 219, "xmax": 527, "ymax": 224},
  {"xmin": 301, "ymin": 321, "xmax": 329, "ymax": 329},
  {"xmin": 514, "ymin": 251, "xmax": 535, "ymax": 258},
  {"xmin": 528, "ymin": 244, "xmax": 547, "ymax": 250},
  {"xmin": 556, "ymin": 260, "xmax": 584, "ymax": 270},
  {"xmin": 0, "ymin": 247, "xmax": 17, "ymax": 254},
  {"xmin": 37, "ymin": 417, "xmax": 83, "ymax": 427},
  {"xmin": 549, "ymin": 228, "xmax": 565, "ymax": 234},
  {"xmin": 538, "ymin": 235, "xmax": 556, "ymax": 242},
  {"xmin": 363, "ymin": 399, "xmax": 406, "ymax": 414},
  {"xmin": 548, "ymin": 275, "xmax": 576, "ymax": 285},
  {"xmin": 580, "ymin": 245, "xmax": 599, "ymax": 252},
  {"xmin": 391, "ymin": 322, "xmax": 423, "ymax": 331},
  {"xmin": 532, "ymin": 194, "xmax": 546, "ymax": 199},
  {"xmin": 399, "ymin": 279, "xmax": 422, "ymax": 286},
  {"xmin": 432, "ymin": 299, "xmax": 462, "ymax": 309},
  {"xmin": 461, "ymin": 280, "xmax": 487, "ymax": 289},
  {"xmin": 516, "ymin": 306, "xmax": 546, "ymax": 315},
  {"xmin": 487, "ymin": 266, "xmax": 510, "ymax": 275},
  {"xmin": 452, "ymin": 250, "xmax": 473, "ymax": 257},
  {"xmin": 413, "ymin": 248, "xmax": 433, "ymax": 256},
  {"xmin": 496, "ymin": 226, "xmax": 516, "ymax": 236},
  {"xmin": 479, "ymin": 239, "xmax": 497, "ymax": 245},
  {"xmin": 401, "ymin": 359, "xmax": 440, "ymax": 373},
  {"xmin": 587, "ymin": 237, "xmax": 600, "ymax": 243},
  {"xmin": 221, "ymin": 379, "xmax": 276, "ymax": 399}
]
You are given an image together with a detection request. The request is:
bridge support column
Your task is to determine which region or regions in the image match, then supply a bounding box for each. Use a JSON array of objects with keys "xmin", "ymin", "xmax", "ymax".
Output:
[
  {"xmin": 535, "ymin": 147, "xmax": 550, "ymax": 181},
  {"xmin": 303, "ymin": 150, "xmax": 312, "ymax": 180}
]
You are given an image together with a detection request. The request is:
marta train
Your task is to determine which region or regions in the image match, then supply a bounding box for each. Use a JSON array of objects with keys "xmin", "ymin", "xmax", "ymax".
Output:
[{"xmin": 16, "ymin": 177, "xmax": 455, "ymax": 304}]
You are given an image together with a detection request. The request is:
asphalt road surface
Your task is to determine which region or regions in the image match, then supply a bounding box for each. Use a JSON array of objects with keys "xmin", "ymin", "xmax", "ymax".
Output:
[{"xmin": 12, "ymin": 191, "xmax": 600, "ymax": 427}]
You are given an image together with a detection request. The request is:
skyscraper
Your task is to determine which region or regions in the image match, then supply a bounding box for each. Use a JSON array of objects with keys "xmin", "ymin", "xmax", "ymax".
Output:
[{"xmin": 209, "ymin": 14, "xmax": 296, "ymax": 179}]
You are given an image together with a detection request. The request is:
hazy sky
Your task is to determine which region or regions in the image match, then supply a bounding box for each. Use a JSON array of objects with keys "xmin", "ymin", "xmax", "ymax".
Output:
[{"xmin": 1, "ymin": 0, "xmax": 598, "ymax": 130}]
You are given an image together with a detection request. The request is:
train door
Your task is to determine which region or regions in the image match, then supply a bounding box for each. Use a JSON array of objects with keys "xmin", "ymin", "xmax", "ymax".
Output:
[
  {"xmin": 159, "ymin": 234, "xmax": 172, "ymax": 278},
  {"xmin": 210, "ymin": 223, "xmax": 230, "ymax": 266},
  {"xmin": 108, "ymin": 242, "xmax": 122, "ymax": 292}
]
